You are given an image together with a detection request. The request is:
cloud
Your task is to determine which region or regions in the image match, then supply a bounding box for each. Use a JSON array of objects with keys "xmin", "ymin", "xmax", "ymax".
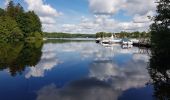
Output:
[
  {"xmin": 57, "ymin": 15, "xmax": 151, "ymax": 33},
  {"xmin": 25, "ymin": 44, "xmax": 63, "ymax": 78},
  {"xmin": 88, "ymin": 0, "xmax": 156, "ymax": 16},
  {"xmin": 36, "ymin": 52, "xmax": 150, "ymax": 100},
  {"xmin": 85, "ymin": 0, "xmax": 156, "ymax": 33},
  {"xmin": 40, "ymin": 17, "xmax": 56, "ymax": 24},
  {"xmin": 36, "ymin": 80, "xmax": 121, "ymax": 100},
  {"xmin": 4, "ymin": 0, "xmax": 10, "ymax": 6},
  {"xmin": 89, "ymin": 0, "xmax": 125, "ymax": 15},
  {"xmin": 32, "ymin": 42, "xmax": 151, "ymax": 100},
  {"xmin": 23, "ymin": 0, "xmax": 156, "ymax": 33},
  {"xmin": 124, "ymin": 0, "xmax": 156, "ymax": 15},
  {"xmin": 89, "ymin": 59, "xmax": 150, "ymax": 90},
  {"xmin": 25, "ymin": 0, "xmax": 62, "ymax": 32},
  {"xmin": 25, "ymin": 0, "xmax": 61, "ymax": 17},
  {"xmin": 25, "ymin": 58, "xmax": 60, "ymax": 78}
]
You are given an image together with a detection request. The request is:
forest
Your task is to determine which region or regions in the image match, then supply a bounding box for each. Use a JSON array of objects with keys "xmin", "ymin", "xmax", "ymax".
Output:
[
  {"xmin": 0, "ymin": 1, "xmax": 42, "ymax": 42},
  {"xmin": 95, "ymin": 31, "xmax": 151, "ymax": 38},
  {"xmin": 43, "ymin": 32, "xmax": 96, "ymax": 38}
]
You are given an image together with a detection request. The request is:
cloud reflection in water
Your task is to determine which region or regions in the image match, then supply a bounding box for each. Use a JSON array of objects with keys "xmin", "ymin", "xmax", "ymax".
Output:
[
  {"xmin": 25, "ymin": 44, "xmax": 63, "ymax": 78},
  {"xmin": 34, "ymin": 42, "xmax": 151, "ymax": 100}
]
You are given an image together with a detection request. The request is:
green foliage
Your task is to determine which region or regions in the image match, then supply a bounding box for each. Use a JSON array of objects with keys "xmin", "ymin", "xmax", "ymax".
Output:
[
  {"xmin": 6, "ymin": 0, "xmax": 15, "ymax": 18},
  {"xmin": 0, "ymin": 8, "xmax": 5, "ymax": 16},
  {"xmin": 30, "ymin": 32, "xmax": 43, "ymax": 39},
  {"xmin": 0, "ymin": 16, "xmax": 23, "ymax": 41},
  {"xmin": 0, "ymin": 1, "xmax": 42, "ymax": 42},
  {"xmin": 15, "ymin": 11, "xmax": 42, "ymax": 36},
  {"xmin": 149, "ymin": 1, "xmax": 170, "ymax": 99},
  {"xmin": 0, "ymin": 41, "xmax": 43, "ymax": 76},
  {"xmin": 43, "ymin": 32, "xmax": 96, "ymax": 38},
  {"xmin": 150, "ymin": 0, "xmax": 170, "ymax": 52},
  {"xmin": 96, "ymin": 32, "xmax": 112, "ymax": 38},
  {"xmin": 26, "ymin": 11, "xmax": 42, "ymax": 33},
  {"xmin": 95, "ymin": 31, "xmax": 151, "ymax": 38},
  {"xmin": 26, "ymin": 32, "xmax": 43, "ymax": 42},
  {"xmin": 115, "ymin": 31, "xmax": 151, "ymax": 38}
]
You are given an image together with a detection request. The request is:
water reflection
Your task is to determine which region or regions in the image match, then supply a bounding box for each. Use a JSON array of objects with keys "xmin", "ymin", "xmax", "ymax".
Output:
[
  {"xmin": 25, "ymin": 44, "xmax": 62, "ymax": 78},
  {"xmin": 149, "ymin": 43, "xmax": 170, "ymax": 99},
  {"xmin": 0, "ymin": 41, "xmax": 43, "ymax": 76},
  {"xmin": 37, "ymin": 79, "xmax": 119, "ymax": 100},
  {"xmin": 0, "ymin": 40, "xmax": 155, "ymax": 100},
  {"xmin": 34, "ymin": 42, "xmax": 151, "ymax": 100}
]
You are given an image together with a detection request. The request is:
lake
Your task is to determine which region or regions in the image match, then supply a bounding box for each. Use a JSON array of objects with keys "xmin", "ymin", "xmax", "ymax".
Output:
[{"xmin": 0, "ymin": 40, "xmax": 162, "ymax": 100}]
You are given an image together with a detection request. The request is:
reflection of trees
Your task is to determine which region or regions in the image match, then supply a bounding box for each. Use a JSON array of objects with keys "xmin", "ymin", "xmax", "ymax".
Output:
[
  {"xmin": 0, "ymin": 41, "xmax": 43, "ymax": 76},
  {"xmin": 45, "ymin": 39, "xmax": 94, "ymax": 44},
  {"xmin": 149, "ymin": 0, "xmax": 170, "ymax": 99},
  {"xmin": 149, "ymin": 48, "xmax": 170, "ymax": 99}
]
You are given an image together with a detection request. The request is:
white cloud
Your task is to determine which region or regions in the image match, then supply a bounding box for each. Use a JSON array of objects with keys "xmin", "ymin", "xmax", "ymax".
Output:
[
  {"xmin": 124, "ymin": 0, "xmax": 156, "ymax": 15},
  {"xmin": 88, "ymin": 0, "xmax": 156, "ymax": 16},
  {"xmin": 57, "ymin": 15, "xmax": 151, "ymax": 33},
  {"xmin": 133, "ymin": 11, "xmax": 155, "ymax": 23},
  {"xmin": 89, "ymin": 53, "xmax": 150, "ymax": 91},
  {"xmin": 36, "ymin": 48, "xmax": 150, "ymax": 100},
  {"xmin": 40, "ymin": 17, "xmax": 56, "ymax": 24},
  {"xmin": 25, "ymin": 0, "xmax": 61, "ymax": 17},
  {"xmin": 36, "ymin": 83, "xmax": 121, "ymax": 100},
  {"xmin": 25, "ymin": 0, "xmax": 62, "ymax": 32},
  {"xmin": 85, "ymin": 0, "xmax": 156, "ymax": 33},
  {"xmin": 23, "ymin": 0, "xmax": 156, "ymax": 33},
  {"xmin": 89, "ymin": 0, "xmax": 125, "ymax": 15},
  {"xmin": 25, "ymin": 44, "xmax": 63, "ymax": 78},
  {"xmin": 25, "ymin": 58, "xmax": 60, "ymax": 78},
  {"xmin": 4, "ymin": 0, "xmax": 10, "ymax": 6}
]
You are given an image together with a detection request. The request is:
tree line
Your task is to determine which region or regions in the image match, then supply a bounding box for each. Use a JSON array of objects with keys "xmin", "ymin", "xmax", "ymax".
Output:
[
  {"xmin": 0, "ymin": 1, "xmax": 42, "ymax": 42},
  {"xmin": 43, "ymin": 32, "xmax": 96, "ymax": 38},
  {"xmin": 96, "ymin": 31, "xmax": 151, "ymax": 38}
]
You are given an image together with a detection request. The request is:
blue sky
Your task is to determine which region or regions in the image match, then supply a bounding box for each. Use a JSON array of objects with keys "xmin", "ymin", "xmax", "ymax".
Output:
[{"xmin": 0, "ymin": 0, "xmax": 156, "ymax": 33}]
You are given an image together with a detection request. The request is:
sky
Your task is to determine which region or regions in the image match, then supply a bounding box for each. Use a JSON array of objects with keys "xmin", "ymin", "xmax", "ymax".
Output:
[{"xmin": 0, "ymin": 0, "xmax": 156, "ymax": 34}]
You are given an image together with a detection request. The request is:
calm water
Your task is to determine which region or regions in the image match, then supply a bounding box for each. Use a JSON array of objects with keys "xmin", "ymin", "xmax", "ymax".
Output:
[{"xmin": 0, "ymin": 40, "xmax": 155, "ymax": 100}]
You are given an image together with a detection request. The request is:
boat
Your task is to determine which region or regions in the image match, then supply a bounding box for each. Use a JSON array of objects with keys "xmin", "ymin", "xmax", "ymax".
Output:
[
  {"xmin": 122, "ymin": 38, "xmax": 133, "ymax": 45},
  {"xmin": 101, "ymin": 39, "xmax": 111, "ymax": 44},
  {"xmin": 96, "ymin": 34, "xmax": 121, "ymax": 44}
]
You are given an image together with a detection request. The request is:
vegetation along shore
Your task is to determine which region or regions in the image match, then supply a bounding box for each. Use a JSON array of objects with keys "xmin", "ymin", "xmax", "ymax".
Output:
[{"xmin": 0, "ymin": 1, "xmax": 42, "ymax": 42}]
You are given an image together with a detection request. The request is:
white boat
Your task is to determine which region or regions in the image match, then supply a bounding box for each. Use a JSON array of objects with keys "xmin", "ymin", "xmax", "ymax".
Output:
[
  {"xmin": 122, "ymin": 38, "xmax": 133, "ymax": 45},
  {"xmin": 101, "ymin": 39, "xmax": 110, "ymax": 44},
  {"xmin": 96, "ymin": 34, "xmax": 122, "ymax": 44}
]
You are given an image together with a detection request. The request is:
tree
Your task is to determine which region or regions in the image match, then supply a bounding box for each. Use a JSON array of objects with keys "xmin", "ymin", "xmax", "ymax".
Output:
[
  {"xmin": 26, "ymin": 11, "xmax": 42, "ymax": 33},
  {"xmin": 149, "ymin": 1, "xmax": 170, "ymax": 99},
  {"xmin": 0, "ymin": 8, "xmax": 5, "ymax": 16},
  {"xmin": 15, "ymin": 12, "xmax": 32, "ymax": 36},
  {"xmin": 16, "ymin": 11, "xmax": 42, "ymax": 37},
  {"xmin": 150, "ymin": 0, "xmax": 170, "ymax": 49},
  {"xmin": 15, "ymin": 3, "xmax": 24, "ymax": 14},
  {"xmin": 96, "ymin": 32, "xmax": 113, "ymax": 38},
  {"xmin": 6, "ymin": 0, "xmax": 15, "ymax": 18},
  {"xmin": 0, "ymin": 16, "xmax": 23, "ymax": 41},
  {"xmin": 0, "ymin": 1, "xmax": 43, "ymax": 42}
]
